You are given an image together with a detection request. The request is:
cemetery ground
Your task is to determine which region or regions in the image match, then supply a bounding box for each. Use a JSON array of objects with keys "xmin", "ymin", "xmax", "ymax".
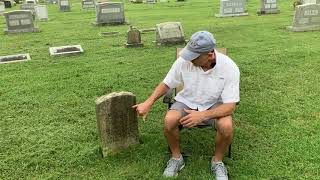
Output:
[{"xmin": 0, "ymin": 0, "xmax": 320, "ymax": 179}]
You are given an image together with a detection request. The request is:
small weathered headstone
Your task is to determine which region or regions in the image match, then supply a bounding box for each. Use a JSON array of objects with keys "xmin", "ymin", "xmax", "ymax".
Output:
[
  {"xmin": 0, "ymin": 53, "xmax": 31, "ymax": 64},
  {"xmin": 215, "ymin": 0, "xmax": 248, "ymax": 17},
  {"xmin": 4, "ymin": 10, "xmax": 39, "ymax": 34},
  {"xmin": 0, "ymin": 2, "xmax": 5, "ymax": 15},
  {"xmin": 257, "ymin": 0, "xmax": 280, "ymax": 15},
  {"xmin": 140, "ymin": 27, "xmax": 156, "ymax": 33},
  {"xmin": 96, "ymin": 92, "xmax": 139, "ymax": 157},
  {"xmin": 93, "ymin": 2, "xmax": 125, "ymax": 25},
  {"xmin": 59, "ymin": 0, "xmax": 71, "ymax": 12},
  {"xmin": 126, "ymin": 26, "xmax": 143, "ymax": 47},
  {"xmin": 49, "ymin": 45, "xmax": 84, "ymax": 56},
  {"xmin": 34, "ymin": 5, "xmax": 48, "ymax": 21},
  {"xmin": 155, "ymin": 22, "xmax": 185, "ymax": 45},
  {"xmin": 287, "ymin": 4, "xmax": 320, "ymax": 31},
  {"xmin": 82, "ymin": 0, "xmax": 95, "ymax": 10}
]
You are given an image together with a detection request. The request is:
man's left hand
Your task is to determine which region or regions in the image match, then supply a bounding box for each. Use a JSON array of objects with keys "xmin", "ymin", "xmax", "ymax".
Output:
[{"xmin": 179, "ymin": 109, "xmax": 206, "ymax": 128}]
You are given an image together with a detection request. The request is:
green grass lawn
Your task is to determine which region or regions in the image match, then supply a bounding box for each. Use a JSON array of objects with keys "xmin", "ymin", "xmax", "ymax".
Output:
[{"xmin": 1, "ymin": 0, "xmax": 320, "ymax": 179}]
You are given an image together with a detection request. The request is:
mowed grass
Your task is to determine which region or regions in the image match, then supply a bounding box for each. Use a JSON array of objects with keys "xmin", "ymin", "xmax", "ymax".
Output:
[{"xmin": 1, "ymin": 0, "xmax": 320, "ymax": 179}]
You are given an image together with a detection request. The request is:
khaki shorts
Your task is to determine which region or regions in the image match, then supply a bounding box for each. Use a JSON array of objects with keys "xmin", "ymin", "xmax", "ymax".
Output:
[{"xmin": 169, "ymin": 101, "xmax": 222, "ymax": 128}]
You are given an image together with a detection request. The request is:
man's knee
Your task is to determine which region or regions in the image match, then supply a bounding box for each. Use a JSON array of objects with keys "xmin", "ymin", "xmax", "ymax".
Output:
[
  {"xmin": 164, "ymin": 110, "xmax": 181, "ymax": 132},
  {"xmin": 216, "ymin": 116, "xmax": 233, "ymax": 138}
]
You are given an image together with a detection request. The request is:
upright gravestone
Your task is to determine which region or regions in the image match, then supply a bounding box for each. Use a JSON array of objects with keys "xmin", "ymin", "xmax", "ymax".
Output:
[
  {"xmin": 4, "ymin": 10, "xmax": 39, "ymax": 34},
  {"xmin": 35, "ymin": 5, "xmax": 48, "ymax": 21},
  {"xmin": 93, "ymin": 2, "xmax": 125, "ymax": 25},
  {"xmin": 96, "ymin": 92, "xmax": 139, "ymax": 157},
  {"xmin": 257, "ymin": 0, "xmax": 280, "ymax": 15},
  {"xmin": 155, "ymin": 22, "xmax": 185, "ymax": 45},
  {"xmin": 126, "ymin": 26, "xmax": 143, "ymax": 47},
  {"xmin": 215, "ymin": 0, "xmax": 248, "ymax": 17},
  {"xmin": 20, "ymin": 3, "xmax": 35, "ymax": 19},
  {"xmin": 302, "ymin": 0, "xmax": 320, "ymax": 4},
  {"xmin": 82, "ymin": 0, "xmax": 95, "ymax": 10},
  {"xmin": 0, "ymin": 2, "xmax": 5, "ymax": 15},
  {"xmin": 287, "ymin": 4, "xmax": 320, "ymax": 31},
  {"xmin": 59, "ymin": 0, "xmax": 71, "ymax": 11},
  {"xmin": 25, "ymin": 0, "xmax": 36, "ymax": 4}
]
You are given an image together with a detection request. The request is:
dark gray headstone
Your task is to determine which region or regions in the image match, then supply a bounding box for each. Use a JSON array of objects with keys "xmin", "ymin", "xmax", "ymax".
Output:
[
  {"xmin": 155, "ymin": 22, "xmax": 185, "ymax": 45},
  {"xmin": 93, "ymin": 2, "xmax": 125, "ymax": 25},
  {"xmin": 288, "ymin": 4, "xmax": 320, "ymax": 31},
  {"xmin": 4, "ymin": 10, "xmax": 39, "ymax": 34},
  {"xmin": 4, "ymin": 1, "xmax": 13, "ymax": 8},
  {"xmin": 96, "ymin": 92, "xmax": 139, "ymax": 157},
  {"xmin": 59, "ymin": 0, "xmax": 70, "ymax": 11},
  {"xmin": 257, "ymin": 0, "xmax": 280, "ymax": 15},
  {"xmin": 215, "ymin": 0, "xmax": 248, "ymax": 17}
]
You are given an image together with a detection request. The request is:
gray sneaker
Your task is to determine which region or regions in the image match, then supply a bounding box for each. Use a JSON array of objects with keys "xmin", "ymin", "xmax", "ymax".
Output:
[
  {"xmin": 163, "ymin": 155, "xmax": 185, "ymax": 177},
  {"xmin": 211, "ymin": 161, "xmax": 228, "ymax": 180}
]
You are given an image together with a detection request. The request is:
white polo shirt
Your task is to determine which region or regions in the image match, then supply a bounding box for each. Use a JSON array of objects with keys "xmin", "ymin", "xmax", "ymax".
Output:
[{"xmin": 163, "ymin": 50, "xmax": 240, "ymax": 111}]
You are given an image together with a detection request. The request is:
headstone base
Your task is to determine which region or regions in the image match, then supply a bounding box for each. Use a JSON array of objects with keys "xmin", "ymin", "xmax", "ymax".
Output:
[
  {"xmin": 91, "ymin": 20, "xmax": 129, "ymax": 26},
  {"xmin": 0, "ymin": 53, "xmax": 31, "ymax": 64},
  {"xmin": 125, "ymin": 43, "xmax": 144, "ymax": 47},
  {"xmin": 257, "ymin": 9, "xmax": 280, "ymax": 15},
  {"xmin": 287, "ymin": 25, "xmax": 320, "ymax": 32},
  {"xmin": 102, "ymin": 137, "xmax": 139, "ymax": 156},
  {"xmin": 4, "ymin": 27, "xmax": 40, "ymax": 34},
  {"xmin": 215, "ymin": 13, "xmax": 249, "ymax": 18}
]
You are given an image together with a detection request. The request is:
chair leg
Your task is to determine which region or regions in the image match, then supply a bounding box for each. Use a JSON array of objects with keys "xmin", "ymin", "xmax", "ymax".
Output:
[{"xmin": 227, "ymin": 144, "xmax": 232, "ymax": 158}]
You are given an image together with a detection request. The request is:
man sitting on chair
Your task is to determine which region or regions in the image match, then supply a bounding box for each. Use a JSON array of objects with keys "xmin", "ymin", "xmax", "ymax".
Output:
[{"xmin": 132, "ymin": 31, "xmax": 240, "ymax": 180}]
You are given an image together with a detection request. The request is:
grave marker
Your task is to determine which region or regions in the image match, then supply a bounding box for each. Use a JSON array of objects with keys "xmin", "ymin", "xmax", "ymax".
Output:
[
  {"xmin": 59, "ymin": 0, "xmax": 71, "ymax": 11},
  {"xmin": 257, "ymin": 0, "xmax": 280, "ymax": 15},
  {"xmin": 302, "ymin": 0, "xmax": 320, "ymax": 4},
  {"xmin": 155, "ymin": 22, "xmax": 185, "ymax": 45},
  {"xmin": 4, "ymin": 10, "xmax": 39, "ymax": 34},
  {"xmin": 93, "ymin": 2, "xmax": 125, "ymax": 25},
  {"xmin": 126, "ymin": 26, "xmax": 143, "ymax": 47},
  {"xmin": 0, "ymin": 53, "xmax": 31, "ymax": 64},
  {"xmin": 215, "ymin": 0, "xmax": 248, "ymax": 17},
  {"xmin": 82, "ymin": 0, "xmax": 95, "ymax": 10},
  {"xmin": 35, "ymin": 5, "xmax": 48, "ymax": 21},
  {"xmin": 49, "ymin": 45, "xmax": 84, "ymax": 56},
  {"xmin": 287, "ymin": 4, "xmax": 320, "ymax": 31},
  {"xmin": 96, "ymin": 92, "xmax": 139, "ymax": 157}
]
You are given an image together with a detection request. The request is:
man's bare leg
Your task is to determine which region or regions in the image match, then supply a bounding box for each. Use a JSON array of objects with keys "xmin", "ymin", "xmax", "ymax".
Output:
[{"xmin": 164, "ymin": 110, "xmax": 182, "ymax": 159}]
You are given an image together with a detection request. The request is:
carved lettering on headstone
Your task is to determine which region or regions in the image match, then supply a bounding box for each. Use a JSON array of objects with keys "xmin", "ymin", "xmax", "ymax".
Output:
[
  {"xmin": 287, "ymin": 4, "xmax": 320, "ymax": 31},
  {"xmin": 215, "ymin": 0, "xmax": 248, "ymax": 17},
  {"xmin": 4, "ymin": 10, "xmax": 39, "ymax": 34},
  {"xmin": 93, "ymin": 2, "xmax": 125, "ymax": 25},
  {"xmin": 155, "ymin": 22, "xmax": 185, "ymax": 45}
]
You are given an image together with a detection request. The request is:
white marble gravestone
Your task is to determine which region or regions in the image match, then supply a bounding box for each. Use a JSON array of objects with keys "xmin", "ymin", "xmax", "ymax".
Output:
[
  {"xmin": 96, "ymin": 92, "xmax": 139, "ymax": 157},
  {"xmin": 35, "ymin": 5, "xmax": 48, "ymax": 21},
  {"xmin": 82, "ymin": 0, "xmax": 95, "ymax": 10},
  {"xmin": 155, "ymin": 22, "xmax": 185, "ymax": 45},
  {"xmin": 93, "ymin": 2, "xmax": 125, "ymax": 25},
  {"xmin": 0, "ymin": 2, "xmax": 5, "ymax": 15},
  {"xmin": 59, "ymin": 0, "xmax": 71, "ymax": 11},
  {"xmin": 257, "ymin": 0, "xmax": 280, "ymax": 15},
  {"xmin": 215, "ymin": 0, "xmax": 248, "ymax": 17},
  {"xmin": 287, "ymin": 4, "xmax": 320, "ymax": 31},
  {"xmin": 4, "ymin": 10, "xmax": 39, "ymax": 34}
]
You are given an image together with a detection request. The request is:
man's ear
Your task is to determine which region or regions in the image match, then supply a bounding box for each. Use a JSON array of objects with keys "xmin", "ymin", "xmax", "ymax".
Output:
[{"xmin": 208, "ymin": 52, "xmax": 215, "ymax": 60}]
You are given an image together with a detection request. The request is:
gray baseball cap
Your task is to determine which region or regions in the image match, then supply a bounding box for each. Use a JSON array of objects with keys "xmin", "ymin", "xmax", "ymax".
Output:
[{"xmin": 179, "ymin": 31, "xmax": 216, "ymax": 61}]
